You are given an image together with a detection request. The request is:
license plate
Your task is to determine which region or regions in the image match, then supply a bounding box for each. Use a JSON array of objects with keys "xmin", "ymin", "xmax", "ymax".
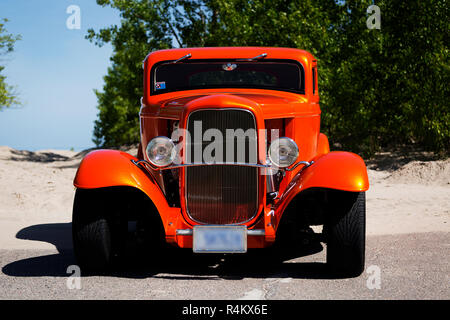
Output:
[{"xmin": 193, "ymin": 226, "xmax": 247, "ymax": 253}]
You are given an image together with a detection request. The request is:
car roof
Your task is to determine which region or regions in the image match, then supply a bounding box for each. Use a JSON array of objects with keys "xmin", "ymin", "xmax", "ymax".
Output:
[{"xmin": 143, "ymin": 47, "xmax": 315, "ymax": 66}]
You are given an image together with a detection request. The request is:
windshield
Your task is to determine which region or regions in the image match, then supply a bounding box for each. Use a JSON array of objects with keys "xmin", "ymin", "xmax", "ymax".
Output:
[{"xmin": 151, "ymin": 59, "xmax": 304, "ymax": 95}]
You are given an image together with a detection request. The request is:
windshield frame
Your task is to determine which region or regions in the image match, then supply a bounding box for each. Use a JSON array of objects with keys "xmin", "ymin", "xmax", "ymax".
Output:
[{"xmin": 149, "ymin": 58, "xmax": 305, "ymax": 96}]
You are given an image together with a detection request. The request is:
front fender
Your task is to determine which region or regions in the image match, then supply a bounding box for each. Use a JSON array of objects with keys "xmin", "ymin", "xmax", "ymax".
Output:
[
  {"xmin": 74, "ymin": 149, "xmax": 157, "ymax": 190},
  {"xmin": 73, "ymin": 150, "xmax": 177, "ymax": 232},
  {"xmin": 276, "ymin": 151, "xmax": 369, "ymax": 215}
]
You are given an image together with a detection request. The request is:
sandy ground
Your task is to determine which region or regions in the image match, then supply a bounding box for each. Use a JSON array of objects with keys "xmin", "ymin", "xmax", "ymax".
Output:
[
  {"xmin": 0, "ymin": 146, "xmax": 448, "ymax": 300},
  {"xmin": 0, "ymin": 145, "xmax": 448, "ymax": 250}
]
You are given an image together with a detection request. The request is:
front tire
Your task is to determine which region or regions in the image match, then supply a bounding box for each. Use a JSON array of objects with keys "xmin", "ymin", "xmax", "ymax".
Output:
[
  {"xmin": 72, "ymin": 190, "xmax": 114, "ymax": 271},
  {"xmin": 325, "ymin": 192, "xmax": 366, "ymax": 276}
]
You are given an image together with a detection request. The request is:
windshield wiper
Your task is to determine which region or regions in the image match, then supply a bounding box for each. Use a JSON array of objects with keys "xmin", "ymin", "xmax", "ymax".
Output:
[
  {"xmin": 172, "ymin": 53, "xmax": 192, "ymax": 64},
  {"xmin": 237, "ymin": 53, "xmax": 267, "ymax": 61}
]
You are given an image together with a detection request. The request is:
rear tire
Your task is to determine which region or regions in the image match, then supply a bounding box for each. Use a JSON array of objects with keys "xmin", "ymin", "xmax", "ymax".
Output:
[
  {"xmin": 325, "ymin": 192, "xmax": 366, "ymax": 277},
  {"xmin": 72, "ymin": 190, "xmax": 113, "ymax": 271}
]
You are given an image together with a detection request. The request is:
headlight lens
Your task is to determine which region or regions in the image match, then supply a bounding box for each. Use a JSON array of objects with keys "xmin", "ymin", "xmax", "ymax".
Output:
[
  {"xmin": 146, "ymin": 136, "xmax": 176, "ymax": 167},
  {"xmin": 268, "ymin": 137, "xmax": 299, "ymax": 168}
]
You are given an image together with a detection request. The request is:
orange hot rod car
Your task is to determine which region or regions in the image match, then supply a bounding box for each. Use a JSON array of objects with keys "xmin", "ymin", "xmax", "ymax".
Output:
[{"xmin": 72, "ymin": 47, "xmax": 369, "ymax": 276}]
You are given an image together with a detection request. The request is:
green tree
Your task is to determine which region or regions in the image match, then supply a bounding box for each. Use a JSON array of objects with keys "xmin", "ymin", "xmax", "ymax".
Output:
[
  {"xmin": 379, "ymin": 0, "xmax": 450, "ymax": 153},
  {"xmin": 0, "ymin": 18, "xmax": 21, "ymax": 109},
  {"xmin": 87, "ymin": 0, "xmax": 197, "ymax": 147},
  {"xmin": 89, "ymin": 0, "xmax": 449, "ymax": 155},
  {"xmin": 325, "ymin": 0, "xmax": 450, "ymax": 154}
]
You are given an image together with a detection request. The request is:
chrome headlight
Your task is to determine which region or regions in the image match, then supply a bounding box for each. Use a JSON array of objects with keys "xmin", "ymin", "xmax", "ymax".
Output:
[
  {"xmin": 268, "ymin": 137, "xmax": 299, "ymax": 168},
  {"xmin": 146, "ymin": 136, "xmax": 176, "ymax": 167}
]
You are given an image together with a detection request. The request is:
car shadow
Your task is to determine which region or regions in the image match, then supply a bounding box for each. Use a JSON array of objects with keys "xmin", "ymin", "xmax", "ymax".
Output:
[
  {"xmin": 2, "ymin": 223, "xmax": 349, "ymax": 280},
  {"xmin": 8, "ymin": 150, "xmax": 71, "ymax": 162},
  {"xmin": 6, "ymin": 149, "xmax": 82, "ymax": 169},
  {"xmin": 5, "ymin": 147, "xmax": 138, "ymax": 169},
  {"xmin": 2, "ymin": 223, "xmax": 76, "ymax": 277},
  {"xmin": 365, "ymin": 145, "xmax": 441, "ymax": 172}
]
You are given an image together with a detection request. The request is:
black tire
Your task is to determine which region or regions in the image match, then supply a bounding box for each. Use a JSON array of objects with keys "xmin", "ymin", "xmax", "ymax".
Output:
[
  {"xmin": 72, "ymin": 189, "xmax": 113, "ymax": 271},
  {"xmin": 325, "ymin": 192, "xmax": 366, "ymax": 277}
]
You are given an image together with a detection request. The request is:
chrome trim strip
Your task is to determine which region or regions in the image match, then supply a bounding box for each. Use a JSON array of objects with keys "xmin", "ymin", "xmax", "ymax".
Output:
[
  {"xmin": 176, "ymin": 229, "xmax": 193, "ymax": 236},
  {"xmin": 143, "ymin": 161, "xmax": 270, "ymax": 170},
  {"xmin": 132, "ymin": 159, "xmax": 312, "ymax": 172},
  {"xmin": 131, "ymin": 159, "xmax": 165, "ymax": 192},
  {"xmin": 175, "ymin": 229, "xmax": 265, "ymax": 236},
  {"xmin": 285, "ymin": 160, "xmax": 313, "ymax": 171},
  {"xmin": 247, "ymin": 229, "xmax": 266, "ymax": 236}
]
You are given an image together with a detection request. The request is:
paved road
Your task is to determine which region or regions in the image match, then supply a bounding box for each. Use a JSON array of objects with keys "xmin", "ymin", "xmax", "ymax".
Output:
[{"xmin": 0, "ymin": 225, "xmax": 448, "ymax": 300}]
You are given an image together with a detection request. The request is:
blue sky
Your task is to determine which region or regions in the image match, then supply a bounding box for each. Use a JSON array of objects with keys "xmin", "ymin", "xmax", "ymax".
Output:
[{"xmin": 0, "ymin": 0, "xmax": 121, "ymax": 151}]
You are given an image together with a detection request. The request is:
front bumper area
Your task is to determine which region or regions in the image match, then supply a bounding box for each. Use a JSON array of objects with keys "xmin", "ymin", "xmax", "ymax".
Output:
[
  {"xmin": 131, "ymin": 158, "xmax": 312, "ymax": 250},
  {"xmin": 164, "ymin": 207, "xmax": 276, "ymax": 250}
]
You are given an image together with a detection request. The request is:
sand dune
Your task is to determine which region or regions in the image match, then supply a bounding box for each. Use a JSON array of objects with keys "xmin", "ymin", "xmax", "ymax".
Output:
[{"xmin": 0, "ymin": 146, "xmax": 448, "ymax": 250}]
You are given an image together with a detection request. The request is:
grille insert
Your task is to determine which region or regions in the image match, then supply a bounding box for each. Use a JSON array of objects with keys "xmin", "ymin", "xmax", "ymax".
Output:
[{"xmin": 185, "ymin": 109, "xmax": 258, "ymax": 224}]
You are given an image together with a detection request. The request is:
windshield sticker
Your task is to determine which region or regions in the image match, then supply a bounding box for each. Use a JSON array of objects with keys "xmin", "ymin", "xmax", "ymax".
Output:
[
  {"xmin": 155, "ymin": 81, "xmax": 166, "ymax": 90},
  {"xmin": 222, "ymin": 63, "xmax": 237, "ymax": 71}
]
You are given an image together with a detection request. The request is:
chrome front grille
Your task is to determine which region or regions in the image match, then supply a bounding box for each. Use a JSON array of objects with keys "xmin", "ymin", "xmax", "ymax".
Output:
[{"xmin": 185, "ymin": 109, "xmax": 259, "ymax": 224}]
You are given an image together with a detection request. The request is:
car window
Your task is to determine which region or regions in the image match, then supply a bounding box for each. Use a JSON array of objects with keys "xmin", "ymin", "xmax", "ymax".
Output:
[
  {"xmin": 151, "ymin": 60, "xmax": 304, "ymax": 95},
  {"xmin": 312, "ymin": 67, "xmax": 316, "ymax": 95}
]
